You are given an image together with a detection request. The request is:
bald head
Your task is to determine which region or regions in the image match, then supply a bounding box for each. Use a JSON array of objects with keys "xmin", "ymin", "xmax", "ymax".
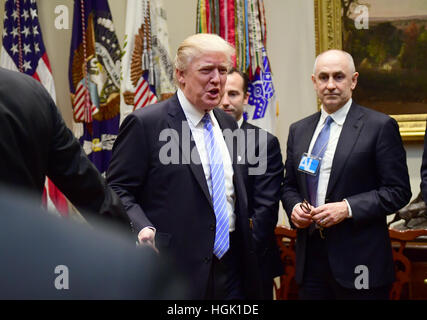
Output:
[
  {"xmin": 311, "ymin": 49, "xmax": 359, "ymax": 113},
  {"xmin": 313, "ymin": 50, "xmax": 356, "ymax": 75}
]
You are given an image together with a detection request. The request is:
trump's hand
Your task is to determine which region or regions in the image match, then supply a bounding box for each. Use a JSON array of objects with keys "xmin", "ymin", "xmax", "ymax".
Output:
[
  {"xmin": 310, "ymin": 201, "xmax": 349, "ymax": 228},
  {"xmin": 137, "ymin": 227, "xmax": 159, "ymax": 253}
]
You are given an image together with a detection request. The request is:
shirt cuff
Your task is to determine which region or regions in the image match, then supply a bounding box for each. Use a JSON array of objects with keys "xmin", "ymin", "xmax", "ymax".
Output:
[
  {"xmin": 343, "ymin": 199, "xmax": 352, "ymax": 218},
  {"xmin": 138, "ymin": 226, "xmax": 156, "ymax": 238},
  {"xmin": 292, "ymin": 202, "xmax": 302, "ymax": 213}
]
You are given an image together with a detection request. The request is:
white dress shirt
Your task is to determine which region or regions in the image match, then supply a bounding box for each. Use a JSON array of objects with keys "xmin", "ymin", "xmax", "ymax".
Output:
[
  {"xmin": 237, "ymin": 117, "xmax": 244, "ymax": 128},
  {"xmin": 177, "ymin": 89, "xmax": 236, "ymax": 231},
  {"xmin": 307, "ymin": 98, "xmax": 353, "ymax": 216}
]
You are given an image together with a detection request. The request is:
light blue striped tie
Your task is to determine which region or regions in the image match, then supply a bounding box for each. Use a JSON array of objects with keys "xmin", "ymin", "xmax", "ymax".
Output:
[
  {"xmin": 202, "ymin": 113, "xmax": 229, "ymax": 259},
  {"xmin": 307, "ymin": 116, "xmax": 334, "ymax": 207}
]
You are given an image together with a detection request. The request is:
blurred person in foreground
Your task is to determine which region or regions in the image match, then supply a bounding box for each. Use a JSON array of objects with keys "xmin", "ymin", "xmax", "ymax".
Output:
[
  {"xmin": 0, "ymin": 186, "xmax": 187, "ymax": 299},
  {"xmin": 0, "ymin": 67, "xmax": 128, "ymax": 231}
]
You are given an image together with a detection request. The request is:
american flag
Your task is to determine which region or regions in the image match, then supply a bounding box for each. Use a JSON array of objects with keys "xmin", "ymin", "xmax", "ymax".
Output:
[
  {"xmin": 72, "ymin": 81, "xmax": 99, "ymax": 122},
  {"xmin": 1, "ymin": 0, "xmax": 54, "ymax": 94},
  {"xmin": 134, "ymin": 74, "xmax": 157, "ymax": 111},
  {"xmin": 0, "ymin": 0, "xmax": 69, "ymax": 217}
]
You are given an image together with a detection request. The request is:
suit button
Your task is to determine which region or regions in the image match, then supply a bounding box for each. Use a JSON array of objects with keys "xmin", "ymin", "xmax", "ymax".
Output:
[
  {"xmin": 210, "ymin": 224, "xmax": 215, "ymax": 231},
  {"xmin": 204, "ymin": 257, "xmax": 211, "ymax": 263},
  {"xmin": 325, "ymin": 198, "xmax": 330, "ymax": 203}
]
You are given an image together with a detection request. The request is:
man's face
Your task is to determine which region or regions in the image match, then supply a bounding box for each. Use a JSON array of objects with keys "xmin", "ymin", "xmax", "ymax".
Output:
[
  {"xmin": 312, "ymin": 51, "xmax": 358, "ymax": 113},
  {"xmin": 219, "ymin": 72, "xmax": 249, "ymax": 121},
  {"xmin": 176, "ymin": 52, "xmax": 229, "ymax": 112}
]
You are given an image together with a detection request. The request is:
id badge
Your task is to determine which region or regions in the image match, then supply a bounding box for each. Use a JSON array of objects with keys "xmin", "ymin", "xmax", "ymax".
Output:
[{"xmin": 298, "ymin": 153, "xmax": 321, "ymax": 176}]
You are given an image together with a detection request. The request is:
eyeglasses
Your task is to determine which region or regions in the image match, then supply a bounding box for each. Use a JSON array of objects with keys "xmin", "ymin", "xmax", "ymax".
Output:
[
  {"xmin": 300, "ymin": 199, "xmax": 325, "ymax": 239},
  {"xmin": 299, "ymin": 199, "xmax": 311, "ymax": 214}
]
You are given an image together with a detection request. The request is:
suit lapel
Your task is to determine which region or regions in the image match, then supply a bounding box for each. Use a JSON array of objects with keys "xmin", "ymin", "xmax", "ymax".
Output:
[
  {"xmin": 297, "ymin": 113, "xmax": 321, "ymax": 200},
  {"xmin": 213, "ymin": 108, "xmax": 235, "ymax": 159},
  {"xmin": 214, "ymin": 109, "xmax": 247, "ymax": 217},
  {"xmin": 239, "ymin": 120, "xmax": 249, "ymax": 163},
  {"xmin": 326, "ymin": 103, "xmax": 365, "ymax": 197},
  {"xmin": 166, "ymin": 95, "xmax": 213, "ymax": 208}
]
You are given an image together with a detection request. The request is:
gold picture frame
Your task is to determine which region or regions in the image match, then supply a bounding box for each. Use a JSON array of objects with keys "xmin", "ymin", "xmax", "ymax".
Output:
[{"xmin": 314, "ymin": 0, "xmax": 427, "ymax": 141}]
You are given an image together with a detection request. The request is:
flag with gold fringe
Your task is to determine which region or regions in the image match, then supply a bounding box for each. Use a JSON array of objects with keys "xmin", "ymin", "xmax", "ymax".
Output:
[
  {"xmin": 196, "ymin": 0, "xmax": 277, "ymax": 133},
  {"xmin": 69, "ymin": 0, "xmax": 122, "ymax": 175},
  {"xmin": 121, "ymin": 0, "xmax": 175, "ymax": 124}
]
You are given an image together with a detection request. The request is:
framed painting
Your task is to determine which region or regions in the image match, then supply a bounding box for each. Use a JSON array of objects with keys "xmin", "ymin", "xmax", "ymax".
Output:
[{"xmin": 314, "ymin": 0, "xmax": 427, "ymax": 140}]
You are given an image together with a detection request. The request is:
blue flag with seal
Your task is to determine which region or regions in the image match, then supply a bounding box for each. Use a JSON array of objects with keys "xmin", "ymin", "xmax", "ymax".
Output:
[
  {"xmin": 69, "ymin": 0, "xmax": 121, "ymax": 175},
  {"xmin": 246, "ymin": 47, "xmax": 276, "ymax": 134}
]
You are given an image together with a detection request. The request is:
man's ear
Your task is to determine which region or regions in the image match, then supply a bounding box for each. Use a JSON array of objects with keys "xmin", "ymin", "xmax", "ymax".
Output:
[
  {"xmin": 176, "ymin": 69, "xmax": 185, "ymax": 86},
  {"xmin": 351, "ymin": 72, "xmax": 359, "ymax": 90},
  {"xmin": 311, "ymin": 74, "xmax": 317, "ymax": 89},
  {"xmin": 244, "ymin": 92, "xmax": 250, "ymax": 105}
]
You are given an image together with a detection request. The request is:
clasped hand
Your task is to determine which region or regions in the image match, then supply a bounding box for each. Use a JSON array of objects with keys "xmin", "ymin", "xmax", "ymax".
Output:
[{"xmin": 291, "ymin": 200, "xmax": 348, "ymax": 229}]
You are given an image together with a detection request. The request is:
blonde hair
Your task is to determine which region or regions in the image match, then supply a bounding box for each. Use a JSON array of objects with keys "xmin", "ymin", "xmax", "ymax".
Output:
[{"xmin": 174, "ymin": 33, "xmax": 235, "ymax": 84}]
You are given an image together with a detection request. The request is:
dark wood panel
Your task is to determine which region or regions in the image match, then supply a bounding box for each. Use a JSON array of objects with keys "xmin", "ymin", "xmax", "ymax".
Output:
[{"xmin": 275, "ymin": 226, "xmax": 427, "ymax": 300}]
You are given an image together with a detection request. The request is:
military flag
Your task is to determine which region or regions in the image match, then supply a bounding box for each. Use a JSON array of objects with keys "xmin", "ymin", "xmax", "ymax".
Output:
[
  {"xmin": 196, "ymin": 0, "xmax": 277, "ymax": 133},
  {"xmin": 121, "ymin": 0, "xmax": 175, "ymax": 123}
]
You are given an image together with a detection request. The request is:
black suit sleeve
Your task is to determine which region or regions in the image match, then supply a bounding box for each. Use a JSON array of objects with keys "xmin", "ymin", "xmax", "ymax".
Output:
[
  {"xmin": 251, "ymin": 133, "xmax": 284, "ymax": 249},
  {"xmin": 346, "ymin": 117, "xmax": 411, "ymax": 223},
  {"xmin": 421, "ymin": 125, "xmax": 427, "ymax": 202},
  {"xmin": 107, "ymin": 113, "xmax": 153, "ymax": 233},
  {"xmin": 45, "ymin": 91, "xmax": 128, "ymax": 228},
  {"xmin": 281, "ymin": 123, "xmax": 303, "ymax": 226}
]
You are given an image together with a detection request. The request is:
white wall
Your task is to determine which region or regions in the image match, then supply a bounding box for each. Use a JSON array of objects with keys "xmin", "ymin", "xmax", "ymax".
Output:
[{"xmin": 0, "ymin": 0, "xmax": 423, "ymax": 220}]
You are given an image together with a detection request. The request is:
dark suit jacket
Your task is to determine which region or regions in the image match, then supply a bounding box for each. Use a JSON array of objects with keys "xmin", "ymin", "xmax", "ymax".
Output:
[
  {"xmin": 281, "ymin": 102, "xmax": 411, "ymax": 289},
  {"xmin": 421, "ymin": 124, "xmax": 427, "ymax": 202},
  {"xmin": 239, "ymin": 121, "xmax": 284, "ymax": 279},
  {"xmin": 107, "ymin": 94, "xmax": 261, "ymax": 299},
  {"xmin": 0, "ymin": 67, "xmax": 128, "ymax": 229}
]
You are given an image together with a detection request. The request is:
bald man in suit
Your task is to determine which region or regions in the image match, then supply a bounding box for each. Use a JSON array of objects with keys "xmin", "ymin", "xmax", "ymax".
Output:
[{"xmin": 281, "ymin": 50, "xmax": 411, "ymax": 299}]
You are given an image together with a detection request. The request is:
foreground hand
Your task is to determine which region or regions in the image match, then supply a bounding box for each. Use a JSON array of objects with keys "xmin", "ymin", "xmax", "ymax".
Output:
[
  {"xmin": 291, "ymin": 201, "xmax": 314, "ymax": 229},
  {"xmin": 137, "ymin": 227, "xmax": 159, "ymax": 253},
  {"xmin": 310, "ymin": 201, "xmax": 349, "ymax": 228}
]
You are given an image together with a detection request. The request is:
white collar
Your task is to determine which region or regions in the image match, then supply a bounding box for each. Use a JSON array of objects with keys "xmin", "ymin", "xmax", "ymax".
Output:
[
  {"xmin": 320, "ymin": 98, "xmax": 352, "ymax": 126},
  {"xmin": 177, "ymin": 89, "xmax": 216, "ymax": 127},
  {"xmin": 237, "ymin": 117, "xmax": 244, "ymax": 128}
]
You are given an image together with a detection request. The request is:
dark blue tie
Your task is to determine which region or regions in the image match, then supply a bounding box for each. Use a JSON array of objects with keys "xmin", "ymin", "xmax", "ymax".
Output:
[
  {"xmin": 201, "ymin": 113, "xmax": 229, "ymax": 259},
  {"xmin": 306, "ymin": 116, "xmax": 334, "ymax": 207}
]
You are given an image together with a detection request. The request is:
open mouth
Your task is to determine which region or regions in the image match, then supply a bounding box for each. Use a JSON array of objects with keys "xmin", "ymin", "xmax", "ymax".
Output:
[{"xmin": 207, "ymin": 88, "xmax": 220, "ymax": 97}]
